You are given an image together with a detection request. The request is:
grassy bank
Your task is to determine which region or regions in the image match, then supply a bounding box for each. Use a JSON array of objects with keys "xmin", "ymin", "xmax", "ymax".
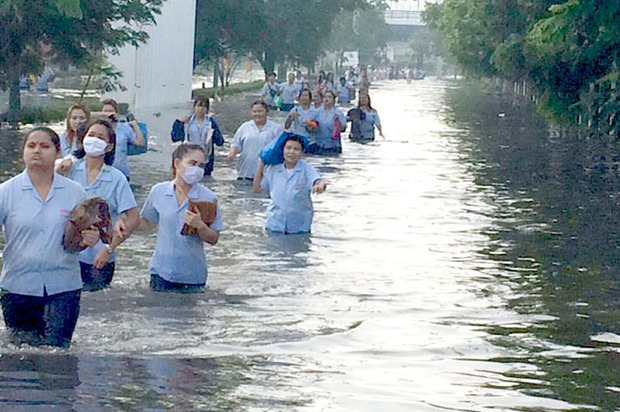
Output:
[
  {"xmin": 0, "ymin": 95, "xmax": 102, "ymax": 126},
  {"xmin": 192, "ymin": 80, "xmax": 263, "ymax": 99},
  {"xmin": 1, "ymin": 80, "xmax": 263, "ymax": 127}
]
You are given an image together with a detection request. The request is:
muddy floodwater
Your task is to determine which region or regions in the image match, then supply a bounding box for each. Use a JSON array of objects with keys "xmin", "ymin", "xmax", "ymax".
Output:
[{"xmin": 0, "ymin": 79, "xmax": 618, "ymax": 411}]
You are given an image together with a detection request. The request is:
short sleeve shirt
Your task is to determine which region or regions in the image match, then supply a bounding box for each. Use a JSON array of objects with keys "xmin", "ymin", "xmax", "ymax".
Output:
[
  {"xmin": 112, "ymin": 122, "xmax": 137, "ymax": 179},
  {"xmin": 279, "ymin": 82, "xmax": 301, "ymax": 104},
  {"xmin": 68, "ymin": 159, "xmax": 138, "ymax": 264},
  {"xmin": 187, "ymin": 116, "xmax": 214, "ymax": 156},
  {"xmin": 59, "ymin": 133, "xmax": 77, "ymax": 158},
  {"xmin": 231, "ymin": 120, "xmax": 282, "ymax": 179},
  {"xmin": 288, "ymin": 106, "xmax": 318, "ymax": 139},
  {"xmin": 140, "ymin": 182, "xmax": 224, "ymax": 285},
  {"xmin": 0, "ymin": 171, "xmax": 86, "ymax": 296},
  {"xmin": 337, "ymin": 85, "xmax": 351, "ymax": 103},
  {"xmin": 314, "ymin": 107, "xmax": 346, "ymax": 149},
  {"xmin": 261, "ymin": 82, "xmax": 279, "ymax": 106},
  {"xmin": 358, "ymin": 109, "xmax": 381, "ymax": 140},
  {"xmin": 261, "ymin": 160, "xmax": 321, "ymax": 234}
]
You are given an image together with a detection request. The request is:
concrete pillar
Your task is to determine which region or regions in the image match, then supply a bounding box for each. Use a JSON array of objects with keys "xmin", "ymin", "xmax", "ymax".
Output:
[{"xmin": 104, "ymin": 0, "xmax": 196, "ymax": 110}]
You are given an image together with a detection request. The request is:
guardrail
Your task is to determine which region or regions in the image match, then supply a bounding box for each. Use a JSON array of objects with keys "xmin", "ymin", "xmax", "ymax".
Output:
[{"xmin": 384, "ymin": 9, "xmax": 424, "ymax": 25}]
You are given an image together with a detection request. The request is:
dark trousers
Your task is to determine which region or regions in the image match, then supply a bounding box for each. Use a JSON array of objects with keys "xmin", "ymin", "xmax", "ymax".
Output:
[
  {"xmin": 306, "ymin": 143, "xmax": 342, "ymax": 155},
  {"xmin": 150, "ymin": 274, "xmax": 205, "ymax": 293},
  {"xmin": 80, "ymin": 261, "xmax": 115, "ymax": 292},
  {"xmin": 1, "ymin": 289, "xmax": 81, "ymax": 348}
]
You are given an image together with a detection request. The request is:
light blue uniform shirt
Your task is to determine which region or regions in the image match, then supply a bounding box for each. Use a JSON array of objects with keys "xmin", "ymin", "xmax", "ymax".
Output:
[
  {"xmin": 279, "ymin": 82, "xmax": 301, "ymax": 105},
  {"xmin": 314, "ymin": 106, "xmax": 346, "ymax": 149},
  {"xmin": 187, "ymin": 115, "xmax": 214, "ymax": 156},
  {"xmin": 260, "ymin": 82, "xmax": 279, "ymax": 106},
  {"xmin": 288, "ymin": 105, "xmax": 318, "ymax": 140},
  {"xmin": 0, "ymin": 171, "xmax": 86, "ymax": 296},
  {"xmin": 140, "ymin": 182, "xmax": 224, "ymax": 285},
  {"xmin": 68, "ymin": 159, "xmax": 138, "ymax": 264},
  {"xmin": 358, "ymin": 109, "xmax": 382, "ymax": 140},
  {"xmin": 337, "ymin": 85, "xmax": 351, "ymax": 104},
  {"xmin": 261, "ymin": 160, "xmax": 321, "ymax": 234},
  {"xmin": 231, "ymin": 120, "xmax": 282, "ymax": 179},
  {"xmin": 59, "ymin": 133, "xmax": 78, "ymax": 158},
  {"xmin": 112, "ymin": 122, "xmax": 136, "ymax": 179}
]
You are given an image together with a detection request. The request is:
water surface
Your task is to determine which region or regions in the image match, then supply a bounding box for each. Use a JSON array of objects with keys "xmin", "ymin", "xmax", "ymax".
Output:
[{"xmin": 0, "ymin": 79, "xmax": 618, "ymax": 411}]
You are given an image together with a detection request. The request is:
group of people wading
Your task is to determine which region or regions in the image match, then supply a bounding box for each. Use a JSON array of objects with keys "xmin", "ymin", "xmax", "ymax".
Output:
[{"xmin": 0, "ymin": 71, "xmax": 383, "ymax": 348}]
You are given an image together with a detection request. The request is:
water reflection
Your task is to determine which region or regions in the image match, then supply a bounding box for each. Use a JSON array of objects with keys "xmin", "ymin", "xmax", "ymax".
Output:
[
  {"xmin": 446, "ymin": 84, "xmax": 620, "ymax": 409},
  {"xmin": 0, "ymin": 352, "xmax": 79, "ymax": 410},
  {"xmin": 0, "ymin": 79, "xmax": 618, "ymax": 410}
]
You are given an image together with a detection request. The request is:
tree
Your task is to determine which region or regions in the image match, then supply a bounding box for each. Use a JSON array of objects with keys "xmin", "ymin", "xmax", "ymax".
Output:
[
  {"xmin": 0, "ymin": 0, "xmax": 163, "ymax": 123},
  {"xmin": 424, "ymin": 0, "xmax": 620, "ymax": 135},
  {"xmin": 326, "ymin": 4, "xmax": 392, "ymax": 67},
  {"xmin": 194, "ymin": 0, "xmax": 379, "ymax": 78}
]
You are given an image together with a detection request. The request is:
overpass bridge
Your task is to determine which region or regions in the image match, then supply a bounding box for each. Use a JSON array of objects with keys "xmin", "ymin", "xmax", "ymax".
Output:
[{"xmin": 384, "ymin": 0, "xmax": 441, "ymax": 38}]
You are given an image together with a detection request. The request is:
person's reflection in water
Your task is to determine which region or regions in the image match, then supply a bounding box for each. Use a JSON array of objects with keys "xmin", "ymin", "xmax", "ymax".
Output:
[
  {"xmin": 264, "ymin": 231, "xmax": 312, "ymax": 263},
  {"xmin": 0, "ymin": 353, "xmax": 79, "ymax": 410}
]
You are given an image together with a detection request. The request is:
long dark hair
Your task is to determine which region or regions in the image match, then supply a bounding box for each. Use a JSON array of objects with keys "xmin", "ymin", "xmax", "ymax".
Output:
[
  {"xmin": 358, "ymin": 92, "xmax": 375, "ymax": 111},
  {"xmin": 65, "ymin": 104, "xmax": 91, "ymax": 146},
  {"xmin": 298, "ymin": 88, "xmax": 312, "ymax": 100},
  {"xmin": 75, "ymin": 120, "xmax": 117, "ymax": 166},
  {"xmin": 171, "ymin": 143, "xmax": 206, "ymax": 178}
]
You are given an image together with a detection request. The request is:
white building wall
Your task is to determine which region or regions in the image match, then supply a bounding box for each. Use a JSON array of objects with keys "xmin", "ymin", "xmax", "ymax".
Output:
[{"xmin": 104, "ymin": 0, "xmax": 196, "ymax": 110}]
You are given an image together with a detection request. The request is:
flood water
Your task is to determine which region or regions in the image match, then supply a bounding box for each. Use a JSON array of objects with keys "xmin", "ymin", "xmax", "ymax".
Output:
[{"xmin": 0, "ymin": 79, "xmax": 619, "ymax": 411}]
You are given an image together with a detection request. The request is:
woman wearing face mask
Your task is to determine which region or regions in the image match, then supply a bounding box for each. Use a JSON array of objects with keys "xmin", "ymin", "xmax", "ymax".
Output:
[
  {"xmin": 138, "ymin": 144, "xmax": 223, "ymax": 292},
  {"xmin": 0, "ymin": 127, "xmax": 98, "ymax": 348},
  {"xmin": 67, "ymin": 120, "xmax": 140, "ymax": 291},
  {"xmin": 91, "ymin": 99, "xmax": 145, "ymax": 181}
]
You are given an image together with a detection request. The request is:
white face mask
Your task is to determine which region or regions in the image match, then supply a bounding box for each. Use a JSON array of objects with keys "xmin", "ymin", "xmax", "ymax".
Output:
[
  {"xmin": 182, "ymin": 165, "xmax": 204, "ymax": 185},
  {"xmin": 83, "ymin": 136, "xmax": 109, "ymax": 157}
]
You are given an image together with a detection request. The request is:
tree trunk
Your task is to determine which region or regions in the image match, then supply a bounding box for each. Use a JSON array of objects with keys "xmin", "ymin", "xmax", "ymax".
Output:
[
  {"xmin": 262, "ymin": 50, "xmax": 276, "ymax": 78},
  {"xmin": 213, "ymin": 64, "xmax": 219, "ymax": 89},
  {"xmin": 8, "ymin": 66, "xmax": 21, "ymax": 128}
]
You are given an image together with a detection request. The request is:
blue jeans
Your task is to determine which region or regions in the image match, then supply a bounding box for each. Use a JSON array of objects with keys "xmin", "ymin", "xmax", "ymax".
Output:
[{"xmin": 1, "ymin": 289, "xmax": 81, "ymax": 348}]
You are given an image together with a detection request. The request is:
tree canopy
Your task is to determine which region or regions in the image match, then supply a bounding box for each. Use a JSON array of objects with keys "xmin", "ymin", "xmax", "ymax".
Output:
[
  {"xmin": 194, "ymin": 0, "xmax": 383, "ymax": 76},
  {"xmin": 326, "ymin": 5, "xmax": 392, "ymax": 66},
  {"xmin": 424, "ymin": 0, "xmax": 620, "ymax": 135},
  {"xmin": 0, "ymin": 0, "xmax": 163, "ymax": 120}
]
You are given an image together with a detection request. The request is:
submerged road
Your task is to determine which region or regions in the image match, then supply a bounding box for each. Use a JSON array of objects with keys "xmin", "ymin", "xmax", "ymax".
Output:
[{"xmin": 0, "ymin": 78, "xmax": 618, "ymax": 411}]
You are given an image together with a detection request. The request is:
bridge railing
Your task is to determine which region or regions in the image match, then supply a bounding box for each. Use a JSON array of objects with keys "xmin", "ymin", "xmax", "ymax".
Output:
[{"xmin": 384, "ymin": 9, "xmax": 424, "ymax": 25}]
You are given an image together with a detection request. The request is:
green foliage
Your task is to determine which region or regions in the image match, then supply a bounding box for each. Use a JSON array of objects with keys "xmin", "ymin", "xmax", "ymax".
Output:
[
  {"xmin": 409, "ymin": 26, "xmax": 445, "ymax": 69},
  {"xmin": 194, "ymin": 0, "xmax": 380, "ymax": 75},
  {"xmin": 425, "ymin": 0, "xmax": 620, "ymax": 136},
  {"xmin": 326, "ymin": 5, "xmax": 392, "ymax": 65},
  {"xmin": 0, "ymin": 0, "xmax": 163, "ymax": 122}
]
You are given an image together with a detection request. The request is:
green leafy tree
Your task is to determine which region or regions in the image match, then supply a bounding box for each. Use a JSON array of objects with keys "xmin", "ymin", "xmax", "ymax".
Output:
[
  {"xmin": 194, "ymin": 0, "xmax": 378, "ymax": 78},
  {"xmin": 526, "ymin": 0, "xmax": 620, "ymax": 129},
  {"xmin": 327, "ymin": 5, "xmax": 392, "ymax": 67},
  {"xmin": 0, "ymin": 0, "xmax": 163, "ymax": 123}
]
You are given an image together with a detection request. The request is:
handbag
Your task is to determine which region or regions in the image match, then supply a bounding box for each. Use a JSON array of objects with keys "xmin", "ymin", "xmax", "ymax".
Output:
[
  {"xmin": 171, "ymin": 119, "xmax": 186, "ymax": 143},
  {"xmin": 128, "ymin": 122, "xmax": 149, "ymax": 155},
  {"xmin": 63, "ymin": 197, "xmax": 113, "ymax": 253}
]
